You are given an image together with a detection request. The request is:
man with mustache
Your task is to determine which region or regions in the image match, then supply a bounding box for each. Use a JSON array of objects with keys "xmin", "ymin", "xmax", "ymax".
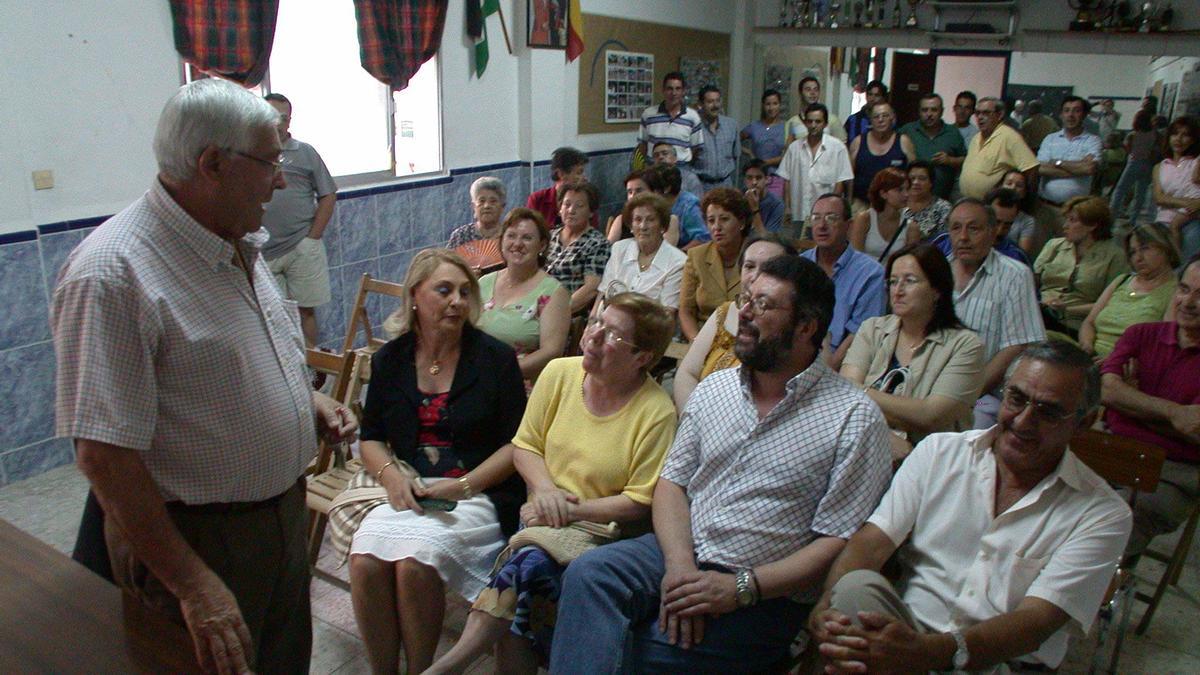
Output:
[
  {"xmin": 549, "ymin": 255, "xmax": 891, "ymax": 673},
  {"xmin": 812, "ymin": 341, "xmax": 1131, "ymax": 673}
]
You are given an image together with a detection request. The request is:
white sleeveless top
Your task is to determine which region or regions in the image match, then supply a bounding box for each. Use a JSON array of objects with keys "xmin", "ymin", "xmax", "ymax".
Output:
[{"xmin": 863, "ymin": 208, "xmax": 906, "ymax": 262}]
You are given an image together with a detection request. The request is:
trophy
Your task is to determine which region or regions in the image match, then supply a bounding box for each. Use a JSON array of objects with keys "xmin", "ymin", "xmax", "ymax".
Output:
[
  {"xmin": 905, "ymin": 0, "xmax": 921, "ymax": 27},
  {"xmin": 799, "ymin": 0, "xmax": 812, "ymax": 27},
  {"xmin": 829, "ymin": 1, "xmax": 841, "ymax": 28},
  {"xmin": 891, "ymin": 0, "xmax": 903, "ymax": 27},
  {"xmin": 854, "ymin": 1, "xmax": 865, "ymax": 28},
  {"xmin": 862, "ymin": 0, "xmax": 874, "ymax": 27},
  {"xmin": 877, "ymin": 0, "xmax": 887, "ymax": 26}
]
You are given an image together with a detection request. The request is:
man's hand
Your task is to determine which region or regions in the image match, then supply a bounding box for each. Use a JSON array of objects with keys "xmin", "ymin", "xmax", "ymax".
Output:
[
  {"xmin": 931, "ymin": 151, "xmax": 949, "ymax": 165},
  {"xmin": 661, "ymin": 569, "xmax": 739, "ymax": 618},
  {"xmin": 744, "ymin": 188, "xmax": 761, "ymax": 212},
  {"xmin": 177, "ymin": 568, "xmax": 255, "ymax": 675},
  {"xmin": 818, "ymin": 611, "xmax": 943, "ymax": 675},
  {"xmin": 312, "ymin": 391, "xmax": 357, "ymax": 443},
  {"xmin": 530, "ymin": 488, "xmax": 579, "ymax": 528},
  {"xmin": 657, "ymin": 564, "xmax": 709, "ymax": 649},
  {"xmin": 1169, "ymin": 404, "xmax": 1200, "ymax": 441}
]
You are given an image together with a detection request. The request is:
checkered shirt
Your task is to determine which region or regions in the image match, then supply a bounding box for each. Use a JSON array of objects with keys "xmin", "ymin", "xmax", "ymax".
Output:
[
  {"xmin": 353, "ymin": 0, "xmax": 448, "ymax": 90},
  {"xmin": 661, "ymin": 359, "xmax": 892, "ymax": 602},
  {"xmin": 168, "ymin": 0, "xmax": 279, "ymax": 85},
  {"xmin": 546, "ymin": 226, "xmax": 610, "ymax": 295},
  {"xmin": 52, "ymin": 181, "xmax": 317, "ymax": 503}
]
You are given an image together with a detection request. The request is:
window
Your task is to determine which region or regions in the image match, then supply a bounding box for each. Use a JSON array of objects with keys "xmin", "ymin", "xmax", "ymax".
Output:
[{"xmin": 185, "ymin": 0, "xmax": 443, "ymax": 182}]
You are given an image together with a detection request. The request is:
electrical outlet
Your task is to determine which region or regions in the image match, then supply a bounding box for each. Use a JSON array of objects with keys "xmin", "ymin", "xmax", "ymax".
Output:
[{"xmin": 32, "ymin": 170, "xmax": 54, "ymax": 190}]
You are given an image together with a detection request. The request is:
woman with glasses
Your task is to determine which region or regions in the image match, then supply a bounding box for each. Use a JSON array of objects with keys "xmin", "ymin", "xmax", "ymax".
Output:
[
  {"xmin": 678, "ymin": 187, "xmax": 755, "ymax": 341},
  {"xmin": 1079, "ymin": 222, "xmax": 1179, "ymax": 360},
  {"xmin": 478, "ymin": 208, "xmax": 571, "ymax": 385},
  {"xmin": 841, "ymin": 242, "xmax": 984, "ymax": 461},
  {"xmin": 595, "ymin": 193, "xmax": 686, "ymax": 318},
  {"xmin": 673, "ymin": 232, "xmax": 796, "ymax": 409},
  {"xmin": 426, "ymin": 293, "xmax": 677, "ymax": 674}
]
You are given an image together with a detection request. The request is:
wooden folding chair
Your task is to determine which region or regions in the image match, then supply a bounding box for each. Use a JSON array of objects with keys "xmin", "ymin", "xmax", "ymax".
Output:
[
  {"xmin": 342, "ymin": 273, "xmax": 406, "ymax": 355},
  {"xmin": 1068, "ymin": 429, "xmax": 1165, "ymax": 675},
  {"xmin": 1134, "ymin": 482, "xmax": 1200, "ymax": 635}
]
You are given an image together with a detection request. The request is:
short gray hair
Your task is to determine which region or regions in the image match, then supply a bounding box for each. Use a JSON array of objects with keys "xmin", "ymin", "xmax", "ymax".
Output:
[
  {"xmin": 950, "ymin": 197, "xmax": 997, "ymax": 228},
  {"xmin": 153, "ymin": 78, "xmax": 280, "ymax": 182},
  {"xmin": 470, "ymin": 176, "xmax": 507, "ymax": 204},
  {"xmin": 978, "ymin": 96, "xmax": 1006, "ymax": 115},
  {"xmin": 1007, "ymin": 341, "xmax": 1101, "ymax": 417}
]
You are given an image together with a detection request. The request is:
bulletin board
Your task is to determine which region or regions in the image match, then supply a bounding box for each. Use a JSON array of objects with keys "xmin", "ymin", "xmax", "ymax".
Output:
[{"xmin": 577, "ymin": 14, "xmax": 731, "ymax": 135}]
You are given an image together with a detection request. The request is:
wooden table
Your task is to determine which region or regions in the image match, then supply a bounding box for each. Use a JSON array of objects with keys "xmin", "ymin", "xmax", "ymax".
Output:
[{"xmin": 0, "ymin": 518, "xmax": 199, "ymax": 672}]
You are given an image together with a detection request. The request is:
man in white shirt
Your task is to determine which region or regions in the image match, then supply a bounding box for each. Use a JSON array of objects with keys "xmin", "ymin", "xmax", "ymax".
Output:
[
  {"xmin": 777, "ymin": 103, "xmax": 853, "ymax": 239},
  {"xmin": 811, "ymin": 341, "xmax": 1131, "ymax": 673},
  {"xmin": 1036, "ymin": 96, "xmax": 1103, "ymax": 237}
]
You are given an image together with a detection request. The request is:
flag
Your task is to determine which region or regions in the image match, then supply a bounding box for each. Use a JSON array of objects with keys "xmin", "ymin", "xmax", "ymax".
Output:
[
  {"xmin": 566, "ymin": 0, "xmax": 583, "ymax": 62},
  {"xmin": 466, "ymin": 0, "xmax": 499, "ymax": 77}
]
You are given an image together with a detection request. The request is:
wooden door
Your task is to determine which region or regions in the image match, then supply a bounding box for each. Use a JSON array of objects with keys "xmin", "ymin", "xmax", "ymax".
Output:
[{"xmin": 890, "ymin": 52, "xmax": 937, "ymax": 126}]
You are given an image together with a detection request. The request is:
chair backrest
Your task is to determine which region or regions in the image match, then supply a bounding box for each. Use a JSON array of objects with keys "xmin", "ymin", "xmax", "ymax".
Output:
[
  {"xmin": 1069, "ymin": 429, "xmax": 1166, "ymax": 498},
  {"xmin": 342, "ymin": 273, "xmax": 406, "ymax": 354},
  {"xmin": 305, "ymin": 348, "xmax": 369, "ymax": 476}
]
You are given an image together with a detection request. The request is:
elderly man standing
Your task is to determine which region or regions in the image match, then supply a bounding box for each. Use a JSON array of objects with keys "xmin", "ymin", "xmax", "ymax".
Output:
[
  {"xmin": 52, "ymin": 79, "xmax": 357, "ymax": 674},
  {"xmin": 960, "ymin": 97, "xmax": 1040, "ymax": 200},
  {"xmin": 550, "ymin": 255, "xmax": 892, "ymax": 674},
  {"xmin": 692, "ymin": 85, "xmax": 740, "ymax": 195},
  {"xmin": 1101, "ymin": 256, "xmax": 1200, "ymax": 561},
  {"xmin": 812, "ymin": 341, "xmax": 1132, "ymax": 673},
  {"xmin": 802, "ymin": 193, "xmax": 886, "ymax": 370},
  {"xmin": 947, "ymin": 198, "xmax": 1045, "ymax": 428}
]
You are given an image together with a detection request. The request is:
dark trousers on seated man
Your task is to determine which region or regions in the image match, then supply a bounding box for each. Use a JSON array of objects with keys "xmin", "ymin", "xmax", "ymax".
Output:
[
  {"xmin": 549, "ymin": 533, "xmax": 809, "ymax": 674},
  {"xmin": 105, "ymin": 478, "xmax": 311, "ymax": 674}
]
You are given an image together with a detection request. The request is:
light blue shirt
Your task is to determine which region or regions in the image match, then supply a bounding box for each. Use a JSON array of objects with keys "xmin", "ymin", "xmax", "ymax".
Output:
[
  {"xmin": 693, "ymin": 114, "xmax": 740, "ymax": 188},
  {"xmin": 673, "ymin": 190, "xmax": 709, "ymax": 247},
  {"xmin": 801, "ymin": 244, "xmax": 886, "ymax": 349},
  {"xmin": 1037, "ymin": 130, "xmax": 1103, "ymax": 204}
]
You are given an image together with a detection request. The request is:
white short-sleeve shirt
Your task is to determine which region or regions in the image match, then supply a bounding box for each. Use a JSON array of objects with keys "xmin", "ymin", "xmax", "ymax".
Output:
[
  {"xmin": 599, "ymin": 238, "xmax": 687, "ymax": 309},
  {"xmin": 777, "ymin": 135, "xmax": 854, "ymax": 222}
]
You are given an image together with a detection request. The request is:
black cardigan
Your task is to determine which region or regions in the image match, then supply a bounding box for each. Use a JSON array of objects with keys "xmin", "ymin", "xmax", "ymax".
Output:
[{"xmin": 360, "ymin": 324, "xmax": 527, "ymax": 536}]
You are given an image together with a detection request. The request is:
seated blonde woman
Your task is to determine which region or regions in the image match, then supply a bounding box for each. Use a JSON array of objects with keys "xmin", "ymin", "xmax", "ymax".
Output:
[
  {"xmin": 335, "ymin": 249, "xmax": 527, "ymax": 674},
  {"xmin": 673, "ymin": 231, "xmax": 796, "ymax": 410},
  {"xmin": 595, "ymin": 192, "xmax": 686, "ymax": 315},
  {"xmin": 425, "ymin": 293, "xmax": 678, "ymax": 675},
  {"xmin": 1079, "ymin": 222, "xmax": 1180, "ymax": 360},
  {"xmin": 841, "ymin": 242, "xmax": 984, "ymax": 461}
]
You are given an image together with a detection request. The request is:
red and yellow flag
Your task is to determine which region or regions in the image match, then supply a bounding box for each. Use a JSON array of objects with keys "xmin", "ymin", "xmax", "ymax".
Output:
[{"xmin": 566, "ymin": 0, "xmax": 583, "ymax": 62}]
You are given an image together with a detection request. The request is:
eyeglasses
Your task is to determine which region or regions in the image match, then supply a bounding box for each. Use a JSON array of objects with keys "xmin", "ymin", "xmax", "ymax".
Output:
[
  {"xmin": 736, "ymin": 292, "xmax": 784, "ymax": 317},
  {"xmin": 886, "ymin": 275, "xmax": 925, "ymax": 289},
  {"xmin": 808, "ymin": 213, "xmax": 844, "ymax": 225},
  {"xmin": 1000, "ymin": 386, "xmax": 1076, "ymax": 423},
  {"xmin": 975, "ymin": 108, "xmax": 999, "ymax": 117},
  {"xmin": 949, "ymin": 223, "xmax": 990, "ymax": 237},
  {"xmin": 585, "ymin": 316, "xmax": 640, "ymax": 350},
  {"xmin": 234, "ymin": 150, "xmax": 284, "ymax": 171}
]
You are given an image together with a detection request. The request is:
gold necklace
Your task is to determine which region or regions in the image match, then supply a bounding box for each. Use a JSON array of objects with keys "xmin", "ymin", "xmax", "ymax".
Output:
[{"xmin": 429, "ymin": 360, "xmax": 441, "ymax": 376}]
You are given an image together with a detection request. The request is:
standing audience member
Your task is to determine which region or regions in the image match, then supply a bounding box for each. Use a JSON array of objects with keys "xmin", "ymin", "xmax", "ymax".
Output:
[
  {"xmin": 1101, "ymin": 256, "xmax": 1200, "ymax": 562},
  {"xmin": 53, "ymin": 78, "xmax": 357, "ymax": 674},
  {"xmin": 693, "ymin": 85, "xmax": 740, "ymax": 194},
  {"xmin": 1009, "ymin": 99, "xmax": 1028, "ymax": 127},
  {"xmin": 947, "ymin": 198, "xmax": 1046, "ymax": 428},
  {"xmin": 678, "ymin": 188, "xmax": 753, "ymax": 340},
  {"xmin": 638, "ymin": 72, "xmax": 703, "ymax": 172},
  {"xmin": 527, "ymin": 147, "xmax": 589, "ymax": 228},
  {"xmin": 605, "ymin": 169, "xmax": 682, "ymax": 246},
  {"xmin": 1079, "ymin": 223, "xmax": 1179, "ymax": 359},
  {"xmin": 1020, "ymin": 99, "xmax": 1060, "ymax": 153},
  {"xmin": 1091, "ymin": 98, "xmax": 1121, "ymax": 140},
  {"xmin": 785, "ymin": 76, "xmax": 845, "ymax": 145},
  {"xmin": 1153, "ymin": 116, "xmax": 1200, "ymax": 261},
  {"xmin": 653, "ymin": 140, "xmax": 704, "ymax": 198},
  {"xmin": 902, "ymin": 161, "xmax": 953, "ymax": 242},
  {"xmin": 960, "ymin": 97, "xmax": 1040, "ymax": 200},
  {"xmin": 814, "ymin": 342, "xmax": 1132, "ymax": 674},
  {"xmin": 1034, "ymin": 196, "xmax": 1128, "ymax": 338},
  {"xmin": 261, "ymin": 92, "xmax": 338, "ymax": 349},
  {"xmin": 426, "ymin": 294, "xmax": 678, "ymax": 674},
  {"xmin": 342, "ymin": 250, "xmax": 526, "ymax": 675},
  {"xmin": 851, "ymin": 167, "xmax": 910, "ymax": 263},
  {"xmin": 743, "ymin": 159, "xmax": 785, "ymax": 233},
  {"xmin": 1098, "ymin": 131, "xmax": 1128, "ymax": 196},
  {"xmin": 597, "ymin": 193, "xmax": 687, "ymax": 314},
  {"xmin": 449, "ymin": 176, "xmax": 506, "ymax": 249},
  {"xmin": 1036, "ymin": 96, "xmax": 1103, "ymax": 236},
  {"xmin": 953, "ymin": 91, "xmax": 979, "ymax": 147},
  {"xmin": 848, "ymin": 102, "xmax": 915, "ymax": 212},
  {"xmin": 740, "ymin": 89, "xmax": 788, "ymax": 198},
  {"xmin": 803, "ymin": 193, "xmax": 887, "ymax": 370},
  {"xmin": 778, "ymin": 103, "xmax": 854, "ymax": 239},
  {"xmin": 845, "ymin": 80, "xmax": 891, "ymax": 145},
  {"xmin": 842, "ymin": 243, "xmax": 984, "ymax": 458},
  {"xmin": 546, "ymin": 181, "xmax": 610, "ymax": 315},
  {"xmin": 673, "ymin": 232, "xmax": 796, "ymax": 409},
  {"xmin": 1110, "ymin": 110, "xmax": 1160, "ymax": 226},
  {"xmin": 900, "ymin": 93, "xmax": 967, "ymax": 200},
  {"xmin": 551, "ymin": 255, "xmax": 892, "ymax": 674},
  {"xmin": 478, "ymin": 209, "xmax": 571, "ymax": 383}
]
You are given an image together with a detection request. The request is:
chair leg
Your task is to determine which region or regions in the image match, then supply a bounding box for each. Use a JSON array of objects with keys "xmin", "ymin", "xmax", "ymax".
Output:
[
  {"xmin": 1135, "ymin": 503, "xmax": 1200, "ymax": 634},
  {"xmin": 1108, "ymin": 581, "xmax": 1134, "ymax": 674},
  {"xmin": 1167, "ymin": 506, "xmax": 1199, "ymax": 586}
]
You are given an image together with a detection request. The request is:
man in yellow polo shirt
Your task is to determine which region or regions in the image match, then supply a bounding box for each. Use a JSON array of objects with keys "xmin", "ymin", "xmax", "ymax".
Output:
[{"xmin": 960, "ymin": 97, "xmax": 1039, "ymax": 200}]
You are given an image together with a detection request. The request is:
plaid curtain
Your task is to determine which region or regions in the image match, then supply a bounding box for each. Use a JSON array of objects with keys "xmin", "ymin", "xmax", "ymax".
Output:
[
  {"xmin": 169, "ymin": 0, "xmax": 280, "ymax": 86},
  {"xmin": 353, "ymin": 0, "xmax": 448, "ymax": 91}
]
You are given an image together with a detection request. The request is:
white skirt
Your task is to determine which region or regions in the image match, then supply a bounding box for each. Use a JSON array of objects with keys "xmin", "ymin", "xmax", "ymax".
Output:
[{"xmin": 349, "ymin": 479, "xmax": 506, "ymax": 602}]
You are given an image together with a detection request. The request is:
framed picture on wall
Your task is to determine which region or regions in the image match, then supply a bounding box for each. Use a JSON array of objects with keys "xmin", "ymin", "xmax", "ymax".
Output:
[
  {"xmin": 528, "ymin": 0, "xmax": 567, "ymax": 49},
  {"xmin": 605, "ymin": 51, "xmax": 654, "ymax": 124}
]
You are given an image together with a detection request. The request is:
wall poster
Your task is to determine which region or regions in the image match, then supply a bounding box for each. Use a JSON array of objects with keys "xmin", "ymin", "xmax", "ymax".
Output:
[{"xmin": 605, "ymin": 50, "xmax": 654, "ymax": 124}]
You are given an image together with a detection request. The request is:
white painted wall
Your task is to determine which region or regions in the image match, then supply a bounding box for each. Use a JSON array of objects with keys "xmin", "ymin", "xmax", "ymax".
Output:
[
  {"xmin": 0, "ymin": 0, "xmax": 738, "ymax": 235},
  {"xmin": 1008, "ymin": 52, "xmax": 1149, "ymax": 99}
]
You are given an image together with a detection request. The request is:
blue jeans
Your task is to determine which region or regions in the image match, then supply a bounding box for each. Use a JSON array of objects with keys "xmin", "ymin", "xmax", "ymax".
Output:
[
  {"xmin": 1178, "ymin": 218, "xmax": 1200, "ymax": 265},
  {"xmin": 1110, "ymin": 159, "xmax": 1154, "ymax": 224},
  {"xmin": 549, "ymin": 533, "xmax": 809, "ymax": 674}
]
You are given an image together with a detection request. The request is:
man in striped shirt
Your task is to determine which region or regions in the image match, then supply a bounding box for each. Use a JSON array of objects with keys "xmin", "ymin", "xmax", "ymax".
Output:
[
  {"xmin": 946, "ymin": 198, "xmax": 1046, "ymax": 428},
  {"xmin": 638, "ymin": 71, "xmax": 703, "ymax": 171}
]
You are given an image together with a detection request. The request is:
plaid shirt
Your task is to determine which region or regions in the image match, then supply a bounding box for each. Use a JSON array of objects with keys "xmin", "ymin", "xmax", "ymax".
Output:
[
  {"xmin": 353, "ymin": 0, "xmax": 448, "ymax": 90},
  {"xmin": 168, "ymin": 0, "xmax": 279, "ymax": 85},
  {"xmin": 546, "ymin": 226, "xmax": 610, "ymax": 295}
]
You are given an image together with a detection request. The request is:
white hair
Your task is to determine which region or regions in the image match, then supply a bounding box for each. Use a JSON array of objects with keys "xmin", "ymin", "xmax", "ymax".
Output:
[
  {"xmin": 153, "ymin": 78, "xmax": 280, "ymax": 182},
  {"xmin": 470, "ymin": 176, "xmax": 507, "ymax": 204}
]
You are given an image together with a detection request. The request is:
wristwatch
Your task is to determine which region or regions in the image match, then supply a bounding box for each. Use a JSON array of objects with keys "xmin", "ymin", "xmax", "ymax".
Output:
[
  {"xmin": 950, "ymin": 629, "xmax": 970, "ymax": 670},
  {"xmin": 734, "ymin": 569, "xmax": 757, "ymax": 608},
  {"xmin": 1054, "ymin": 159, "xmax": 1064, "ymax": 168}
]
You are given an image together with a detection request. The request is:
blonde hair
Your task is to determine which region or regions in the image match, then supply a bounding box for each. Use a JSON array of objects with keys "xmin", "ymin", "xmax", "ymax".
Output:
[
  {"xmin": 1062, "ymin": 196, "xmax": 1114, "ymax": 240},
  {"xmin": 383, "ymin": 249, "xmax": 481, "ymax": 338},
  {"xmin": 602, "ymin": 292, "xmax": 676, "ymax": 373}
]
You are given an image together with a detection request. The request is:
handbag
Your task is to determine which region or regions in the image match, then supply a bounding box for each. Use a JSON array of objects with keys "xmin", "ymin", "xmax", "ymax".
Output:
[{"xmin": 490, "ymin": 520, "xmax": 621, "ymax": 574}]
